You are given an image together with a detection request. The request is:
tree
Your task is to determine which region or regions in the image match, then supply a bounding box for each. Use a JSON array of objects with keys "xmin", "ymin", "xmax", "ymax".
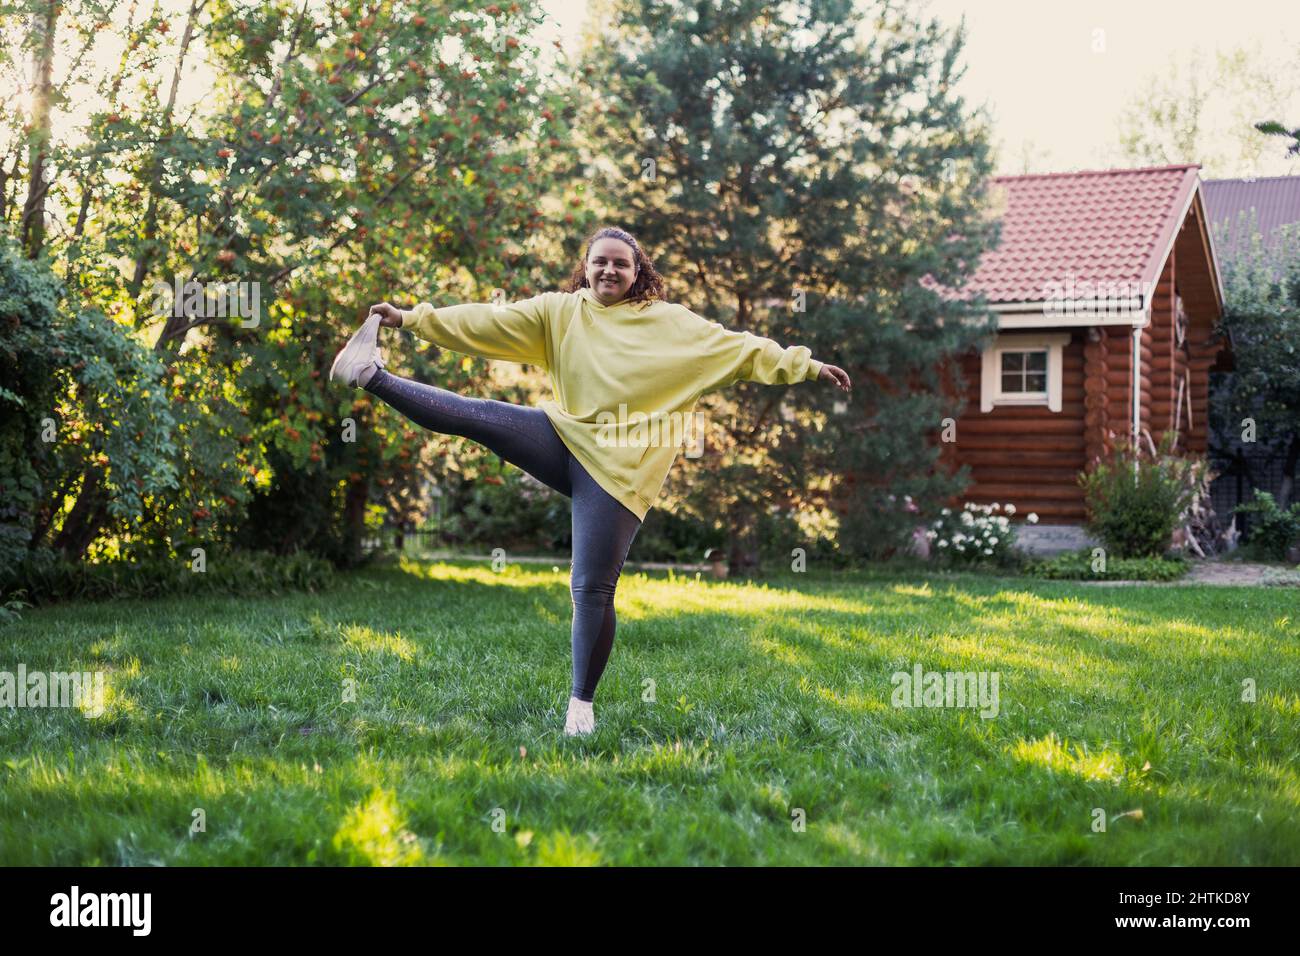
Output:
[
  {"xmin": 1112, "ymin": 41, "xmax": 1300, "ymax": 178},
  {"xmin": 1, "ymin": 0, "xmax": 583, "ymax": 565},
  {"xmin": 573, "ymin": 0, "xmax": 999, "ymax": 564},
  {"xmin": 1255, "ymin": 119, "xmax": 1300, "ymax": 158},
  {"xmin": 1208, "ymin": 214, "xmax": 1300, "ymax": 509},
  {"xmin": 0, "ymin": 233, "xmax": 177, "ymax": 578}
]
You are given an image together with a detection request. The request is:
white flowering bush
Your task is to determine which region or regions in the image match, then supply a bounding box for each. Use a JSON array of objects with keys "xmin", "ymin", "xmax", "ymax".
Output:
[{"xmin": 926, "ymin": 502, "xmax": 1035, "ymax": 565}]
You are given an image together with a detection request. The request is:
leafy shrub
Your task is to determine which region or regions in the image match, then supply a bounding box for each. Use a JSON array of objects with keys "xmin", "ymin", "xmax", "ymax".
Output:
[
  {"xmin": 1079, "ymin": 438, "xmax": 1205, "ymax": 558},
  {"xmin": 633, "ymin": 507, "xmax": 723, "ymax": 563},
  {"xmin": 436, "ymin": 468, "xmax": 569, "ymax": 552},
  {"xmin": 779, "ymin": 523, "xmax": 854, "ymax": 570},
  {"xmin": 1, "ymin": 548, "xmax": 334, "ymax": 607},
  {"xmin": 0, "ymin": 590, "xmax": 31, "ymax": 624},
  {"xmin": 1023, "ymin": 548, "xmax": 1189, "ymax": 581},
  {"xmin": 926, "ymin": 502, "xmax": 1024, "ymax": 565},
  {"xmin": 1234, "ymin": 491, "xmax": 1300, "ymax": 560},
  {"xmin": 0, "ymin": 234, "xmax": 178, "ymax": 571}
]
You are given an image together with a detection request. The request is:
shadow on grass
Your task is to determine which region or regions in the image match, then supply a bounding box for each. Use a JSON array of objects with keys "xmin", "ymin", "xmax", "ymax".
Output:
[{"xmin": 4, "ymin": 557, "xmax": 1296, "ymax": 864}]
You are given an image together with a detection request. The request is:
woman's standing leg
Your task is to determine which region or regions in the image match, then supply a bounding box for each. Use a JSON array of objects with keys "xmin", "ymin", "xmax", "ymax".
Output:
[
  {"xmin": 566, "ymin": 459, "xmax": 642, "ymax": 732},
  {"xmin": 364, "ymin": 366, "xmax": 641, "ymax": 732},
  {"xmin": 362, "ymin": 368, "xmax": 573, "ymax": 496}
]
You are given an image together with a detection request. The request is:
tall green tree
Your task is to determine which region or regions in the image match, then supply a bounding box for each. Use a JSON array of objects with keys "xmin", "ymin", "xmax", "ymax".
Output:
[
  {"xmin": 1, "ymin": 0, "xmax": 583, "ymax": 565},
  {"xmin": 574, "ymin": 0, "xmax": 999, "ymax": 563}
]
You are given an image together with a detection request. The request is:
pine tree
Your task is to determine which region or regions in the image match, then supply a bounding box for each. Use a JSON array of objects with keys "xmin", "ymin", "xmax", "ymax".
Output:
[{"xmin": 577, "ymin": 0, "xmax": 1000, "ymax": 563}]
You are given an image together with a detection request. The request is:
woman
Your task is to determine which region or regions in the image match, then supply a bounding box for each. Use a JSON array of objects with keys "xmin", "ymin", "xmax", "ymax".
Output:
[{"xmin": 329, "ymin": 226, "xmax": 851, "ymax": 736}]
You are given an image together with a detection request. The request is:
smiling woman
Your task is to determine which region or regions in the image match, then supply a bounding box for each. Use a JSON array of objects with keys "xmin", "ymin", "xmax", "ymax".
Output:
[
  {"xmin": 561, "ymin": 226, "xmax": 667, "ymax": 308},
  {"xmin": 327, "ymin": 224, "xmax": 850, "ymax": 737}
]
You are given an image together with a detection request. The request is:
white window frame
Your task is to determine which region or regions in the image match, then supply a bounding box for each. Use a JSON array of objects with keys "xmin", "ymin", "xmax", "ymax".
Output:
[{"xmin": 980, "ymin": 332, "xmax": 1070, "ymax": 413}]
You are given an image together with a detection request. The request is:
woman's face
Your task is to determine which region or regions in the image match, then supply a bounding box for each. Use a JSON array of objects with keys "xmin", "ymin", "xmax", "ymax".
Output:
[{"xmin": 585, "ymin": 238, "xmax": 638, "ymax": 305}]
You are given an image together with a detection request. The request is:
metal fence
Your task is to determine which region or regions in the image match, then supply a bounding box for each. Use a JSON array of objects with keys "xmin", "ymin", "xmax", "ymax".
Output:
[
  {"xmin": 360, "ymin": 527, "xmax": 447, "ymax": 555},
  {"xmin": 1209, "ymin": 449, "xmax": 1292, "ymax": 536}
]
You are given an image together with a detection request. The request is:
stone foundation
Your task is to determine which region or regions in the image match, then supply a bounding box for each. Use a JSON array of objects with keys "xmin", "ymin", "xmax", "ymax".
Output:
[{"xmin": 1012, "ymin": 524, "xmax": 1099, "ymax": 556}]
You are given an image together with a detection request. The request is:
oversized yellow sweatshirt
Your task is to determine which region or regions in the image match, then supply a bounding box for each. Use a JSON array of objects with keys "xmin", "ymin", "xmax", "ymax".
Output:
[{"xmin": 400, "ymin": 287, "xmax": 823, "ymax": 521}]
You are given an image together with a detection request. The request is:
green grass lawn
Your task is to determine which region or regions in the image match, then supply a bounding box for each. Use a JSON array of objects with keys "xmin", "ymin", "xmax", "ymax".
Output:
[{"xmin": 1, "ymin": 559, "xmax": 1297, "ymax": 865}]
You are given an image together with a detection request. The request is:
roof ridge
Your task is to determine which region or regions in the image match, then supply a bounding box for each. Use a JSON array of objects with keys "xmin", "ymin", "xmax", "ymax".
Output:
[
  {"xmin": 1204, "ymin": 174, "xmax": 1300, "ymax": 184},
  {"xmin": 993, "ymin": 163, "xmax": 1200, "ymax": 183}
]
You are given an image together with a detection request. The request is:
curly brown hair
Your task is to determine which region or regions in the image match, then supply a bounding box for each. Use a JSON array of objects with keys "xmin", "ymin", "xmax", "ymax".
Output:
[{"xmin": 562, "ymin": 226, "xmax": 667, "ymax": 309}]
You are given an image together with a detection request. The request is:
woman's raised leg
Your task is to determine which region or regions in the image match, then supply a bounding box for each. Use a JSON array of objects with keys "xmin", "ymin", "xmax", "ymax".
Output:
[{"xmin": 363, "ymin": 368, "xmax": 573, "ymax": 496}]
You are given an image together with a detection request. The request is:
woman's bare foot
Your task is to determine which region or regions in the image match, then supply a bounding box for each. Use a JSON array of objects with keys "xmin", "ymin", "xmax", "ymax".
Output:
[{"xmin": 564, "ymin": 696, "xmax": 595, "ymax": 736}]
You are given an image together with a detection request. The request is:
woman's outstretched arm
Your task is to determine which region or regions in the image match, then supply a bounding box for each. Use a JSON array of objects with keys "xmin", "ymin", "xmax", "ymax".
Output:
[
  {"xmin": 368, "ymin": 293, "xmax": 552, "ymax": 369},
  {"xmin": 689, "ymin": 313, "xmax": 851, "ymax": 393}
]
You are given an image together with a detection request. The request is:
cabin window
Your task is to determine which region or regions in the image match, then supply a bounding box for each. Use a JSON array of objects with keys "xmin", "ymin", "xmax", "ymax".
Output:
[
  {"xmin": 1000, "ymin": 350, "xmax": 1048, "ymax": 395},
  {"xmin": 980, "ymin": 332, "xmax": 1070, "ymax": 413}
]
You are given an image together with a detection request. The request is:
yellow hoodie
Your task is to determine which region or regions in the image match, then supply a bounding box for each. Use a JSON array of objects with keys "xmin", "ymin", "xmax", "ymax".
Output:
[{"xmin": 400, "ymin": 287, "xmax": 823, "ymax": 521}]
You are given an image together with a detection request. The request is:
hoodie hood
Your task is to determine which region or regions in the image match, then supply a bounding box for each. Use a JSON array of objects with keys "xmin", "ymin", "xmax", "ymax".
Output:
[
  {"xmin": 577, "ymin": 286, "xmax": 655, "ymax": 311},
  {"xmin": 578, "ymin": 286, "xmax": 621, "ymax": 309}
]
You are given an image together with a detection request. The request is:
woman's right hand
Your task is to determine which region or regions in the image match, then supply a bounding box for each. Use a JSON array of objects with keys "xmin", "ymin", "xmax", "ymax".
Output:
[
  {"xmin": 368, "ymin": 302, "xmax": 403, "ymax": 328},
  {"xmin": 818, "ymin": 363, "xmax": 852, "ymax": 392}
]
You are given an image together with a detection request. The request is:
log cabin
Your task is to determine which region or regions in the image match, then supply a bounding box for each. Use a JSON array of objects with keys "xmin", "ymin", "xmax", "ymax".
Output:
[{"xmin": 933, "ymin": 164, "xmax": 1230, "ymax": 553}]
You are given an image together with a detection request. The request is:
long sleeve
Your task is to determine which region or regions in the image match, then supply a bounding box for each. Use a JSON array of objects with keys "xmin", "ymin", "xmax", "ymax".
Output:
[
  {"xmin": 400, "ymin": 292, "xmax": 551, "ymax": 368},
  {"xmin": 693, "ymin": 316, "xmax": 824, "ymax": 393}
]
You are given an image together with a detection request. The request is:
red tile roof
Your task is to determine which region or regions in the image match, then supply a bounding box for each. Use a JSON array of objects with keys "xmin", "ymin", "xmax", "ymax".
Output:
[{"xmin": 937, "ymin": 164, "xmax": 1203, "ymax": 305}]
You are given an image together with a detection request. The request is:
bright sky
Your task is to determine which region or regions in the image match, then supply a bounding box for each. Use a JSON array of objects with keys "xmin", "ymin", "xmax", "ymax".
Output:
[
  {"xmin": 8, "ymin": 0, "xmax": 1297, "ymax": 180},
  {"xmin": 541, "ymin": 0, "xmax": 1300, "ymax": 178}
]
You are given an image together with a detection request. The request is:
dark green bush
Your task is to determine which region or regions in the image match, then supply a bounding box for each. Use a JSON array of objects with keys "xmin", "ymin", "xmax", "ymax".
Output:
[
  {"xmin": 635, "ymin": 504, "xmax": 843, "ymax": 568},
  {"xmin": 1234, "ymin": 490, "xmax": 1300, "ymax": 560},
  {"xmin": 1079, "ymin": 438, "xmax": 1205, "ymax": 558},
  {"xmin": 1023, "ymin": 548, "xmax": 1189, "ymax": 581},
  {"xmin": 1, "ymin": 548, "xmax": 334, "ymax": 607},
  {"xmin": 633, "ymin": 507, "xmax": 723, "ymax": 563},
  {"xmin": 0, "ymin": 233, "xmax": 178, "ymax": 572},
  {"xmin": 429, "ymin": 471, "xmax": 746, "ymax": 564},
  {"xmin": 435, "ymin": 469, "xmax": 569, "ymax": 552},
  {"xmin": 752, "ymin": 507, "xmax": 852, "ymax": 569}
]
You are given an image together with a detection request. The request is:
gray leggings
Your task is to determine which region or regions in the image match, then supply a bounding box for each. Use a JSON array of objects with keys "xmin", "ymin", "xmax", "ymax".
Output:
[{"xmin": 363, "ymin": 368, "xmax": 642, "ymax": 703}]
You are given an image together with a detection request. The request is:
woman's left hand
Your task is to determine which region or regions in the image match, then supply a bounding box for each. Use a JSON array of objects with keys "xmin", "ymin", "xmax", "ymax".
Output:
[
  {"xmin": 818, "ymin": 363, "xmax": 851, "ymax": 392},
  {"xmin": 368, "ymin": 302, "xmax": 403, "ymax": 328}
]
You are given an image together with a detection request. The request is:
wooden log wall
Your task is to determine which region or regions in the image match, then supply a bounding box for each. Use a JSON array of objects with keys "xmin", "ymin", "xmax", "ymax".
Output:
[
  {"xmin": 1088, "ymin": 324, "xmax": 1135, "ymax": 466},
  {"xmin": 1083, "ymin": 323, "xmax": 1111, "ymax": 462},
  {"xmin": 939, "ymin": 332, "xmax": 1090, "ymax": 522},
  {"xmin": 1147, "ymin": 255, "xmax": 1172, "ymax": 442},
  {"xmin": 1138, "ymin": 248, "xmax": 1216, "ymax": 454},
  {"xmin": 1184, "ymin": 329, "xmax": 1217, "ymax": 453}
]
